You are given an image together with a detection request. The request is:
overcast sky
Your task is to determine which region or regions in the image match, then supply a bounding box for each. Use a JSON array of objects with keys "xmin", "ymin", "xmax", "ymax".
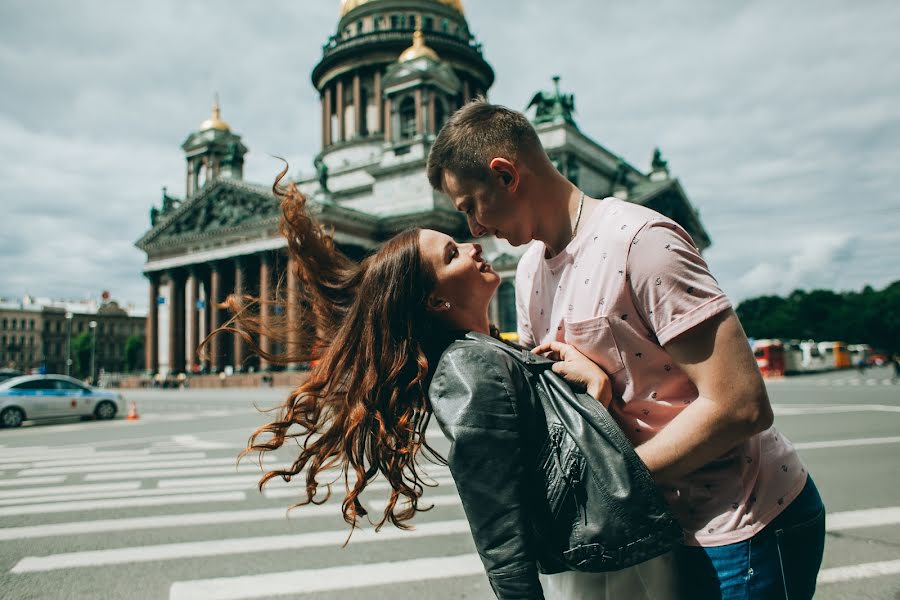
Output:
[{"xmin": 1, "ymin": 0, "xmax": 897, "ymax": 310}]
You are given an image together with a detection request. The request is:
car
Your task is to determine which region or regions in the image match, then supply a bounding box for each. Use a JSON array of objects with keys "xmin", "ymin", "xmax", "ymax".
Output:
[
  {"xmin": 0, "ymin": 374, "xmax": 128, "ymax": 428},
  {"xmin": 0, "ymin": 369, "xmax": 24, "ymax": 384}
]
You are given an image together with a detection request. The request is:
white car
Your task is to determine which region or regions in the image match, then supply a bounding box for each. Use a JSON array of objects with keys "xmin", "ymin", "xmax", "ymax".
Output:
[{"xmin": 0, "ymin": 375, "xmax": 128, "ymax": 428}]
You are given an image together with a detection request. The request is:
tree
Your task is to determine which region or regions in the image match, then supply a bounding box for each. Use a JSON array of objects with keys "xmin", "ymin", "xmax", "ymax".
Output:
[
  {"xmin": 71, "ymin": 332, "xmax": 93, "ymax": 380},
  {"xmin": 124, "ymin": 335, "xmax": 144, "ymax": 372}
]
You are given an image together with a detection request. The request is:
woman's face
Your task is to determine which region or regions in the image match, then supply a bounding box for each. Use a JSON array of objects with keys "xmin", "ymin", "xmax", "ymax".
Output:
[{"xmin": 418, "ymin": 229, "xmax": 500, "ymax": 315}]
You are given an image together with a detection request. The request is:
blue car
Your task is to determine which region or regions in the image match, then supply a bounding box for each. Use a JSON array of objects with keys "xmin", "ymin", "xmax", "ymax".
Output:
[{"xmin": 0, "ymin": 374, "xmax": 128, "ymax": 428}]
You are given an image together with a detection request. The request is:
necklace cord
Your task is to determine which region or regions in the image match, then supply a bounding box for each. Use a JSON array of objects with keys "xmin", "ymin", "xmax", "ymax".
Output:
[{"xmin": 571, "ymin": 191, "xmax": 585, "ymax": 240}]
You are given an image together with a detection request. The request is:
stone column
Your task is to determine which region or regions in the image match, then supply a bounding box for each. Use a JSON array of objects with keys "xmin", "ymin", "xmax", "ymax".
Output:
[
  {"xmin": 208, "ymin": 263, "xmax": 222, "ymax": 372},
  {"xmin": 353, "ymin": 73, "xmax": 361, "ymax": 138},
  {"xmin": 232, "ymin": 257, "xmax": 246, "ymax": 372},
  {"xmin": 427, "ymin": 91, "xmax": 436, "ymax": 135},
  {"xmin": 336, "ymin": 78, "xmax": 345, "ymax": 142},
  {"xmin": 463, "ymin": 79, "xmax": 471, "ymax": 103},
  {"xmin": 323, "ymin": 86, "xmax": 332, "ymax": 147},
  {"xmin": 384, "ymin": 97, "xmax": 392, "ymax": 141},
  {"xmin": 415, "ymin": 88, "xmax": 424, "ymax": 135},
  {"xmin": 374, "ymin": 69, "xmax": 382, "ymax": 134},
  {"xmin": 168, "ymin": 271, "xmax": 185, "ymax": 374},
  {"xmin": 186, "ymin": 271, "xmax": 200, "ymax": 372},
  {"xmin": 286, "ymin": 258, "xmax": 300, "ymax": 370},
  {"xmin": 146, "ymin": 273, "xmax": 159, "ymax": 373},
  {"xmin": 258, "ymin": 252, "xmax": 273, "ymax": 369}
]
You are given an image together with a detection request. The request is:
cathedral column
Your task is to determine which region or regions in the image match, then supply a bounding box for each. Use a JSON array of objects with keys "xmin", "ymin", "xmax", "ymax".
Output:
[
  {"xmin": 186, "ymin": 270, "xmax": 200, "ymax": 372},
  {"xmin": 323, "ymin": 86, "xmax": 333, "ymax": 147},
  {"xmin": 286, "ymin": 258, "xmax": 300, "ymax": 370},
  {"xmin": 167, "ymin": 270, "xmax": 186, "ymax": 374},
  {"xmin": 353, "ymin": 73, "xmax": 361, "ymax": 138},
  {"xmin": 384, "ymin": 97, "xmax": 392, "ymax": 140},
  {"xmin": 415, "ymin": 88, "xmax": 424, "ymax": 136},
  {"xmin": 258, "ymin": 252, "xmax": 273, "ymax": 369},
  {"xmin": 374, "ymin": 69, "xmax": 382, "ymax": 134},
  {"xmin": 427, "ymin": 91, "xmax": 436, "ymax": 135},
  {"xmin": 145, "ymin": 273, "xmax": 159, "ymax": 373},
  {"xmin": 232, "ymin": 257, "xmax": 246, "ymax": 372},
  {"xmin": 336, "ymin": 78, "xmax": 345, "ymax": 142},
  {"xmin": 208, "ymin": 262, "xmax": 223, "ymax": 372}
]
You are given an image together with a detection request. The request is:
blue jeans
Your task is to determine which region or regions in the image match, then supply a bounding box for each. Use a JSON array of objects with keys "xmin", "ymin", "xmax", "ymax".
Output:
[{"xmin": 675, "ymin": 475, "xmax": 826, "ymax": 599}]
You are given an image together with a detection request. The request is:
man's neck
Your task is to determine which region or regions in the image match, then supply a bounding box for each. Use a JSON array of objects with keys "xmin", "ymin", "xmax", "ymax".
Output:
[{"xmin": 534, "ymin": 178, "xmax": 583, "ymax": 257}]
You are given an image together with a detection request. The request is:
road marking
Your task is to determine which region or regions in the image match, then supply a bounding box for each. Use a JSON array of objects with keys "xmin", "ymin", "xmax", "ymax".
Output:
[
  {"xmin": 794, "ymin": 436, "xmax": 900, "ymax": 450},
  {"xmin": 0, "ymin": 491, "xmax": 245, "ymax": 517},
  {"xmin": 83, "ymin": 464, "xmax": 275, "ymax": 481},
  {"xmin": 262, "ymin": 476, "xmax": 455, "ymax": 499},
  {"xmin": 0, "ymin": 476, "xmax": 66, "ymax": 487},
  {"xmin": 18, "ymin": 456, "xmax": 253, "ymax": 477},
  {"xmin": 0, "ymin": 481, "xmax": 258, "ymax": 507},
  {"xmin": 26, "ymin": 451, "xmax": 208, "ymax": 469},
  {"xmin": 154, "ymin": 467, "xmax": 451, "ymax": 489},
  {"xmin": 169, "ymin": 554, "xmax": 484, "ymax": 600},
  {"xmin": 774, "ymin": 404, "xmax": 900, "ymax": 415},
  {"xmin": 171, "ymin": 435, "xmax": 233, "ymax": 450},
  {"xmin": 12, "ymin": 519, "xmax": 472, "ymax": 573},
  {"xmin": 819, "ymin": 559, "xmax": 900, "ymax": 584},
  {"xmin": 0, "ymin": 481, "xmax": 140, "ymax": 500},
  {"xmin": 827, "ymin": 506, "xmax": 900, "ymax": 530}
]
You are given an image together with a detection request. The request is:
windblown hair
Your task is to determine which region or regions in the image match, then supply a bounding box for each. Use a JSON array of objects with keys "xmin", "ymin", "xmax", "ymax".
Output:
[
  {"xmin": 426, "ymin": 97, "xmax": 545, "ymax": 192},
  {"xmin": 204, "ymin": 164, "xmax": 454, "ymax": 538}
]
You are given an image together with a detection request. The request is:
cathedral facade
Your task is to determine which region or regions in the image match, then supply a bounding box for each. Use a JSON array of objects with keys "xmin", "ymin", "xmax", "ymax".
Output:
[{"xmin": 136, "ymin": 0, "xmax": 710, "ymax": 376}]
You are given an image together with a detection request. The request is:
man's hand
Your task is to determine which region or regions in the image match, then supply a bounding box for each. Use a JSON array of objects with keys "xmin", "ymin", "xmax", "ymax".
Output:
[{"xmin": 533, "ymin": 340, "xmax": 613, "ymax": 407}]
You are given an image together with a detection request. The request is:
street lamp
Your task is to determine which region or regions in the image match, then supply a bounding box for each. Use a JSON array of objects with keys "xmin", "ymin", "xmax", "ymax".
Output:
[
  {"xmin": 64, "ymin": 312, "xmax": 73, "ymax": 376},
  {"xmin": 89, "ymin": 320, "xmax": 97, "ymax": 385}
]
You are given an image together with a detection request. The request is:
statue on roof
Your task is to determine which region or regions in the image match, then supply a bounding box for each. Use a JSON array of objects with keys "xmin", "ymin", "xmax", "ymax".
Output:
[
  {"xmin": 314, "ymin": 155, "xmax": 329, "ymax": 193},
  {"xmin": 651, "ymin": 147, "xmax": 669, "ymax": 172},
  {"xmin": 527, "ymin": 76, "xmax": 576, "ymax": 126}
]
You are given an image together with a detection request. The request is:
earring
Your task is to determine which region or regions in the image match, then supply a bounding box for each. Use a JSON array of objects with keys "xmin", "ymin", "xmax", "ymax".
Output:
[{"xmin": 444, "ymin": 302, "xmax": 451, "ymax": 309}]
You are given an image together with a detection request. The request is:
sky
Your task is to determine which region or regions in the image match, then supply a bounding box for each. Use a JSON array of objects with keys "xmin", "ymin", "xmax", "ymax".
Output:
[{"xmin": 1, "ymin": 0, "xmax": 898, "ymax": 310}]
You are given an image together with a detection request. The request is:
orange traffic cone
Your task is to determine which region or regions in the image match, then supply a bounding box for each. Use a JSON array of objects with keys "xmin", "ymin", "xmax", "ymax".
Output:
[{"xmin": 126, "ymin": 401, "xmax": 140, "ymax": 420}]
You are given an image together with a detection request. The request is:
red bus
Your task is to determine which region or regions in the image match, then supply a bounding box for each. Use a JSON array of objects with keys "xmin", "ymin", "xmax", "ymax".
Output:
[{"xmin": 753, "ymin": 339, "xmax": 785, "ymax": 378}]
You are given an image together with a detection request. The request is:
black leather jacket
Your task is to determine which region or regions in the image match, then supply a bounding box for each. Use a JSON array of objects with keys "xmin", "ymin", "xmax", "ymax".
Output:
[{"xmin": 429, "ymin": 332, "xmax": 683, "ymax": 599}]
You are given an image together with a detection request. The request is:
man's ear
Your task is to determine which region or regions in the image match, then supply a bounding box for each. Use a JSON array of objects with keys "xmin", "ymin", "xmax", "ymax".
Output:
[{"xmin": 489, "ymin": 157, "xmax": 519, "ymax": 192}]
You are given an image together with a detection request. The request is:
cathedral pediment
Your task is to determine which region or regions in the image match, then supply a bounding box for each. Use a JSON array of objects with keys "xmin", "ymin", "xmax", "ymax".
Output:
[{"xmin": 136, "ymin": 179, "xmax": 279, "ymax": 252}]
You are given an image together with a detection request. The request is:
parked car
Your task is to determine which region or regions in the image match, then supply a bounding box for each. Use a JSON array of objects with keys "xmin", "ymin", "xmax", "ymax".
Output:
[
  {"xmin": 0, "ymin": 369, "xmax": 24, "ymax": 384},
  {"xmin": 0, "ymin": 374, "xmax": 127, "ymax": 428}
]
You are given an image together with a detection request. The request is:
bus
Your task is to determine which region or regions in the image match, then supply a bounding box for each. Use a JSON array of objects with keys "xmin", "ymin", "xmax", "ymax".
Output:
[
  {"xmin": 817, "ymin": 341, "xmax": 851, "ymax": 369},
  {"xmin": 753, "ymin": 339, "xmax": 785, "ymax": 378}
]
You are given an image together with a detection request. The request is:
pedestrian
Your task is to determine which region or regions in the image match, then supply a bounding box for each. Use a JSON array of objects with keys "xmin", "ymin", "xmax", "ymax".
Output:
[
  {"xmin": 212, "ymin": 166, "xmax": 683, "ymax": 599},
  {"xmin": 426, "ymin": 100, "xmax": 826, "ymax": 600},
  {"xmin": 892, "ymin": 355, "xmax": 900, "ymax": 383}
]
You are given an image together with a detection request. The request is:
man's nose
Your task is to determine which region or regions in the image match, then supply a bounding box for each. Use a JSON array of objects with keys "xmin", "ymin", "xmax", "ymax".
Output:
[{"xmin": 467, "ymin": 216, "xmax": 487, "ymax": 238}]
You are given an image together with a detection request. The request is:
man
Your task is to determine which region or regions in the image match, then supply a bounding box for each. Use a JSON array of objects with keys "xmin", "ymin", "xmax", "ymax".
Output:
[{"xmin": 427, "ymin": 100, "xmax": 825, "ymax": 599}]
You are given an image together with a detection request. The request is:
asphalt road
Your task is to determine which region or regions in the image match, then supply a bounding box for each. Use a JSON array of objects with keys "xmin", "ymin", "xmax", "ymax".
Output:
[{"xmin": 0, "ymin": 366, "xmax": 897, "ymax": 599}]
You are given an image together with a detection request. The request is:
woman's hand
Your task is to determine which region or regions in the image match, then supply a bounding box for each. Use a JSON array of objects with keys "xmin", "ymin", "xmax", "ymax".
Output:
[{"xmin": 532, "ymin": 341, "xmax": 612, "ymax": 408}]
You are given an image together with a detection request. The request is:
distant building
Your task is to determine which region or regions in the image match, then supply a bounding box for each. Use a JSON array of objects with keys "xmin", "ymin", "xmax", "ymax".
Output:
[
  {"xmin": 136, "ymin": 0, "xmax": 710, "ymax": 376},
  {"xmin": 0, "ymin": 296, "xmax": 145, "ymax": 375}
]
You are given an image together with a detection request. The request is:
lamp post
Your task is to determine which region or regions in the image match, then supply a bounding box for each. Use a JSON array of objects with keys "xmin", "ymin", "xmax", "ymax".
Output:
[
  {"xmin": 64, "ymin": 312, "xmax": 73, "ymax": 376},
  {"xmin": 89, "ymin": 320, "xmax": 98, "ymax": 385}
]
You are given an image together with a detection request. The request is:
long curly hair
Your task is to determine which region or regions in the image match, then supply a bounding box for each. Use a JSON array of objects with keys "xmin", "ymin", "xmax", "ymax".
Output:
[{"xmin": 204, "ymin": 164, "xmax": 456, "ymax": 538}]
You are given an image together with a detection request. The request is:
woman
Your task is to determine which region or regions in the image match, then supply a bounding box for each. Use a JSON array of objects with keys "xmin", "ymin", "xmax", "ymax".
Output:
[{"xmin": 216, "ymin": 167, "xmax": 681, "ymax": 599}]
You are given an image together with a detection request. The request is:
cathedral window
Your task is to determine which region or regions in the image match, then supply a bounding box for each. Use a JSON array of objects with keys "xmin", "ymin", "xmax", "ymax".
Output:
[
  {"xmin": 424, "ymin": 16, "xmax": 434, "ymax": 30},
  {"xmin": 373, "ymin": 14, "xmax": 381, "ymax": 31},
  {"xmin": 399, "ymin": 96, "xmax": 417, "ymax": 140},
  {"xmin": 442, "ymin": 19, "xmax": 450, "ymax": 33},
  {"xmin": 391, "ymin": 15, "xmax": 400, "ymax": 30}
]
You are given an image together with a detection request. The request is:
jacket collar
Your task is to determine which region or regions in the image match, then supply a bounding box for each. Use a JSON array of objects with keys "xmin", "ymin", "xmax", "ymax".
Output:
[{"xmin": 462, "ymin": 331, "xmax": 556, "ymax": 368}]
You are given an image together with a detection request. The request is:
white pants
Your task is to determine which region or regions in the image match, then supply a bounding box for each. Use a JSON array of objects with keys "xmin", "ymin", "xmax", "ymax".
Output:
[{"xmin": 539, "ymin": 552, "xmax": 683, "ymax": 600}]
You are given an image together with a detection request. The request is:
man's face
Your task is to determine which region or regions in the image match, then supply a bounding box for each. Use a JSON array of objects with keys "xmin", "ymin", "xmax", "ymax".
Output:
[{"xmin": 441, "ymin": 169, "xmax": 530, "ymax": 246}]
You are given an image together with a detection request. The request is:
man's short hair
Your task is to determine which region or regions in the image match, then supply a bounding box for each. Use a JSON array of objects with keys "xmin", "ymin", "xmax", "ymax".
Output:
[{"xmin": 426, "ymin": 98, "xmax": 544, "ymax": 192}]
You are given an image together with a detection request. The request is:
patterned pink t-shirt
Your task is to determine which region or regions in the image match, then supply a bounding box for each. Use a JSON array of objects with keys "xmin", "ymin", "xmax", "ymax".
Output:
[{"xmin": 515, "ymin": 197, "xmax": 807, "ymax": 547}]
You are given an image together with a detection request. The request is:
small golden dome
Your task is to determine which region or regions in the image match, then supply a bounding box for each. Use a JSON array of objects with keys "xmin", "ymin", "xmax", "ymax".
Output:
[
  {"xmin": 340, "ymin": 0, "xmax": 464, "ymax": 18},
  {"xmin": 399, "ymin": 29, "xmax": 439, "ymax": 62},
  {"xmin": 199, "ymin": 97, "xmax": 230, "ymax": 132}
]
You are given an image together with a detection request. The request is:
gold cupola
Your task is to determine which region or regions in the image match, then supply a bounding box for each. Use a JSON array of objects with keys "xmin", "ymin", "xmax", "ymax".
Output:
[
  {"xmin": 399, "ymin": 28, "xmax": 439, "ymax": 62},
  {"xmin": 199, "ymin": 96, "xmax": 231, "ymax": 132}
]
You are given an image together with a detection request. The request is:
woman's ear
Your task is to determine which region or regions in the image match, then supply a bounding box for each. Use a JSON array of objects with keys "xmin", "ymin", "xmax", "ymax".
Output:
[{"xmin": 426, "ymin": 296, "xmax": 451, "ymax": 313}]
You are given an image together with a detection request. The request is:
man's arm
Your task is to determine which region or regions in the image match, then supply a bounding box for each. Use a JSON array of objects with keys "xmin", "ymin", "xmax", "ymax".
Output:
[{"xmin": 635, "ymin": 308, "xmax": 774, "ymax": 482}]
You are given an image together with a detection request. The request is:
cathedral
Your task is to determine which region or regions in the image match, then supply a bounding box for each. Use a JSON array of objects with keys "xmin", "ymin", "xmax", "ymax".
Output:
[{"xmin": 136, "ymin": 0, "xmax": 710, "ymax": 376}]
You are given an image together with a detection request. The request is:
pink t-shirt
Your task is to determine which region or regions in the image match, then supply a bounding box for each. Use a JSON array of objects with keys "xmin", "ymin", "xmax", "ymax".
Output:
[{"xmin": 515, "ymin": 197, "xmax": 807, "ymax": 547}]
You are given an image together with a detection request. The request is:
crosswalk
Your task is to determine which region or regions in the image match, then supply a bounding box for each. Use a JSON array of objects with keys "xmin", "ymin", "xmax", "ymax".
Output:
[{"xmin": 1, "ymin": 434, "xmax": 898, "ymax": 599}]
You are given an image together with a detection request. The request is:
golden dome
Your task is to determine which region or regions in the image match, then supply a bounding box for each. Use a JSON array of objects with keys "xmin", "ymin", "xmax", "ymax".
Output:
[
  {"xmin": 199, "ymin": 97, "xmax": 230, "ymax": 132},
  {"xmin": 399, "ymin": 29, "xmax": 439, "ymax": 62},
  {"xmin": 340, "ymin": 0, "xmax": 464, "ymax": 18}
]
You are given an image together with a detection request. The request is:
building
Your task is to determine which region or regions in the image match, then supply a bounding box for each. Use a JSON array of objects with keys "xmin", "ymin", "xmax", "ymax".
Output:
[
  {"xmin": 136, "ymin": 0, "xmax": 710, "ymax": 376},
  {"xmin": 0, "ymin": 296, "xmax": 145, "ymax": 376}
]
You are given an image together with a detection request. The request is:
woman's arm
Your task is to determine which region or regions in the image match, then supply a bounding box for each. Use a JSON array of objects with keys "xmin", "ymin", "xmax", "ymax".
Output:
[{"xmin": 429, "ymin": 343, "xmax": 545, "ymax": 600}]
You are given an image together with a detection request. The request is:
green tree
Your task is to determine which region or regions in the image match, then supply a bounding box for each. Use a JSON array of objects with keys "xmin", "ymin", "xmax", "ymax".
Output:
[
  {"xmin": 124, "ymin": 335, "xmax": 144, "ymax": 372},
  {"xmin": 71, "ymin": 332, "xmax": 93, "ymax": 379}
]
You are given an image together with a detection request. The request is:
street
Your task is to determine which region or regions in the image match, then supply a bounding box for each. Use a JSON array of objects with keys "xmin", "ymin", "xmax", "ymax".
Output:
[{"xmin": 0, "ymin": 367, "xmax": 897, "ymax": 599}]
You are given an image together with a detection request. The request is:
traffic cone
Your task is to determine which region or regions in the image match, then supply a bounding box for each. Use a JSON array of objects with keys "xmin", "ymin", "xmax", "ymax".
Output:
[{"xmin": 126, "ymin": 401, "xmax": 140, "ymax": 420}]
